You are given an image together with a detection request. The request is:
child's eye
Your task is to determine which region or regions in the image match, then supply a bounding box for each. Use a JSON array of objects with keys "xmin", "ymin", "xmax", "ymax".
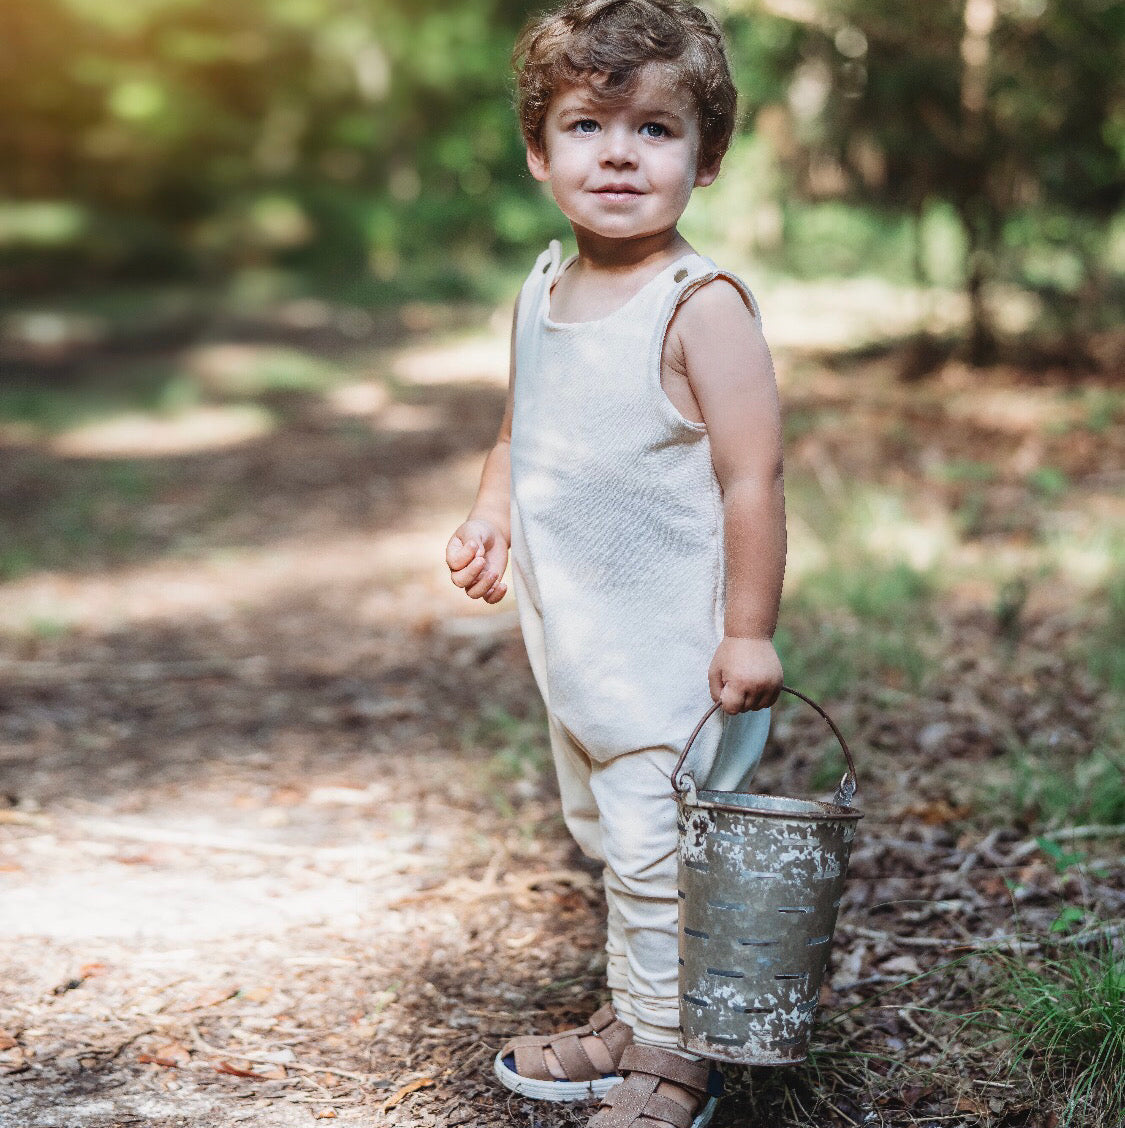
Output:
[
  {"xmin": 641, "ymin": 122, "xmax": 668, "ymax": 138},
  {"xmin": 573, "ymin": 119, "xmax": 599, "ymax": 134}
]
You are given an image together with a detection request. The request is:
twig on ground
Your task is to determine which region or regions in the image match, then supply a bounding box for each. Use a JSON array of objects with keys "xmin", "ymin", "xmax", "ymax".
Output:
[
  {"xmin": 896, "ymin": 1007, "xmax": 948, "ymax": 1057},
  {"xmin": 1038, "ymin": 823, "xmax": 1125, "ymax": 842},
  {"xmin": 187, "ymin": 1027, "xmax": 385, "ymax": 1085},
  {"xmin": 847, "ymin": 925, "xmax": 971, "ymax": 949}
]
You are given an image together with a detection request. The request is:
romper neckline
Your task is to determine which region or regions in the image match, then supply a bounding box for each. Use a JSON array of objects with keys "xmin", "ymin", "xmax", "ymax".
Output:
[{"xmin": 542, "ymin": 249, "xmax": 707, "ymax": 329}]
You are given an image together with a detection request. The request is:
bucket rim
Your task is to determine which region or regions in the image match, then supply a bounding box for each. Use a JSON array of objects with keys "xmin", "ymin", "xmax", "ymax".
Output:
[{"xmin": 681, "ymin": 789, "xmax": 864, "ymax": 821}]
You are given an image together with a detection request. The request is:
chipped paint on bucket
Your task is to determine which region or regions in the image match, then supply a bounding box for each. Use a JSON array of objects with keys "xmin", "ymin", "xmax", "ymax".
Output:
[{"xmin": 672, "ymin": 690, "xmax": 863, "ymax": 1065}]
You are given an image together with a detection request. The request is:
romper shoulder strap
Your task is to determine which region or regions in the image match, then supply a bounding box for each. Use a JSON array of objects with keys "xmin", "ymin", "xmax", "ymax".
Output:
[{"xmin": 670, "ymin": 258, "xmax": 762, "ymax": 324}]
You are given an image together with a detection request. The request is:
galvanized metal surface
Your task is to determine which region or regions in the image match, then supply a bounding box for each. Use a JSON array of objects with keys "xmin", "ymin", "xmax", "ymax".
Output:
[{"xmin": 673, "ymin": 688, "xmax": 863, "ymax": 1065}]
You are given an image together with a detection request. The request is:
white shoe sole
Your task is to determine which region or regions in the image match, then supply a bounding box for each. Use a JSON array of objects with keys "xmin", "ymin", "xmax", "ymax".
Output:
[
  {"xmin": 493, "ymin": 1051, "xmax": 622, "ymax": 1101},
  {"xmin": 693, "ymin": 1095, "xmax": 718, "ymax": 1128}
]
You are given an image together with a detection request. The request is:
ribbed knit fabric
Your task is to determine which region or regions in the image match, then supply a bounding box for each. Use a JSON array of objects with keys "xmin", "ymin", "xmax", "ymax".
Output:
[{"xmin": 509, "ymin": 240, "xmax": 764, "ymax": 763}]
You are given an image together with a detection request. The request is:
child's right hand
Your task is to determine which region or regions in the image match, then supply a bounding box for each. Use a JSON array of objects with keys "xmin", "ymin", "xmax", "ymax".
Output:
[{"xmin": 446, "ymin": 519, "xmax": 509, "ymax": 604}]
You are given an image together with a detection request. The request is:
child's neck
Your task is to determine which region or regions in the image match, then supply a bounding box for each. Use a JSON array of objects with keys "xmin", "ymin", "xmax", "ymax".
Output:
[{"xmin": 570, "ymin": 225, "xmax": 693, "ymax": 276}]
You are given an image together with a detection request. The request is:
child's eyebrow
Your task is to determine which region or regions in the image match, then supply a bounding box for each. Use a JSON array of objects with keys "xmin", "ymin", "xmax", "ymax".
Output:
[{"xmin": 555, "ymin": 104, "xmax": 686, "ymax": 123}]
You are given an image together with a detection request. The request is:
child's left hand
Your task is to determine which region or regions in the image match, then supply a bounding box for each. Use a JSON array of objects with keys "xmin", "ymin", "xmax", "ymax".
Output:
[{"xmin": 708, "ymin": 636, "xmax": 782, "ymax": 713}]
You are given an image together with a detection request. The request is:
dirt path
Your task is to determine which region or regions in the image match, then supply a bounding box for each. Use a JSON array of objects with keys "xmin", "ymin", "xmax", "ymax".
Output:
[{"xmin": 0, "ymin": 304, "xmax": 1121, "ymax": 1126}]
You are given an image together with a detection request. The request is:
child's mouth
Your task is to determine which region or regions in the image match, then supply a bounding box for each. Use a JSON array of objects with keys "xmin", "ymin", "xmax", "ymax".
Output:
[{"xmin": 594, "ymin": 186, "xmax": 644, "ymax": 199}]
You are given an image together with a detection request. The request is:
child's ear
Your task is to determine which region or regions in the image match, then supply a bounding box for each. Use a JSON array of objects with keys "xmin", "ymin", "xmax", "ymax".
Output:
[
  {"xmin": 694, "ymin": 157, "xmax": 721, "ymax": 188},
  {"xmin": 526, "ymin": 143, "xmax": 551, "ymax": 182}
]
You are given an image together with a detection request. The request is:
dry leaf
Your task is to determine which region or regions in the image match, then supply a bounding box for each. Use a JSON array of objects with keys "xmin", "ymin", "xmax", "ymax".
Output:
[
  {"xmin": 0, "ymin": 1031, "xmax": 17, "ymax": 1051},
  {"xmin": 140, "ymin": 1042, "xmax": 191, "ymax": 1068},
  {"xmin": 79, "ymin": 962, "xmax": 107, "ymax": 979},
  {"xmin": 138, "ymin": 1054, "xmax": 182, "ymax": 1069},
  {"xmin": 880, "ymin": 955, "xmax": 923, "ymax": 977},
  {"xmin": 381, "ymin": 1077, "xmax": 434, "ymax": 1112},
  {"xmin": 955, "ymin": 1095, "xmax": 989, "ymax": 1116},
  {"xmin": 240, "ymin": 985, "xmax": 274, "ymax": 1003},
  {"xmin": 215, "ymin": 1059, "xmax": 273, "ymax": 1080},
  {"xmin": 186, "ymin": 985, "xmax": 239, "ymax": 1010},
  {"xmin": 312, "ymin": 1111, "xmax": 337, "ymax": 1120}
]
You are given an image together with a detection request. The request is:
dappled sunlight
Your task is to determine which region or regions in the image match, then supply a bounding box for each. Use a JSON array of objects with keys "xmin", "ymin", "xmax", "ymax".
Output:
[
  {"xmin": 389, "ymin": 328, "xmax": 509, "ymax": 387},
  {"xmin": 49, "ymin": 404, "xmax": 275, "ymax": 458},
  {"xmin": 325, "ymin": 379, "xmax": 391, "ymax": 417},
  {"xmin": 184, "ymin": 342, "xmax": 344, "ymax": 397}
]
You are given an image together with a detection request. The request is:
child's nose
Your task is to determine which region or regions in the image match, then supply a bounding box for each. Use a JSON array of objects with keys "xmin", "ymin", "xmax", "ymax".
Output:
[{"xmin": 600, "ymin": 127, "xmax": 638, "ymax": 167}]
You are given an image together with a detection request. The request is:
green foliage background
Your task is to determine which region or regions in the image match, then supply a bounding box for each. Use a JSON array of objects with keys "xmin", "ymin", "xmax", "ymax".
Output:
[{"xmin": 0, "ymin": 0, "xmax": 1122, "ymax": 324}]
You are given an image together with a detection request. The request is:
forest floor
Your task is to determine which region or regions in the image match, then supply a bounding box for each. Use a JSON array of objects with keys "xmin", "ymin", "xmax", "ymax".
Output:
[{"xmin": 0, "ymin": 282, "xmax": 1122, "ymax": 1127}]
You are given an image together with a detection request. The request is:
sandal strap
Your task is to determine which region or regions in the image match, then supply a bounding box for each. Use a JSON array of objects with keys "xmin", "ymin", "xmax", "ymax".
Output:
[
  {"xmin": 598, "ymin": 1017, "xmax": 633, "ymax": 1060},
  {"xmin": 589, "ymin": 1003, "xmax": 618, "ymax": 1031},
  {"xmin": 551, "ymin": 1030, "xmax": 598, "ymax": 1080},
  {"xmin": 499, "ymin": 1005, "xmax": 632, "ymax": 1083},
  {"xmin": 601, "ymin": 1085, "xmax": 695, "ymax": 1128},
  {"xmin": 618, "ymin": 1046, "xmax": 711, "ymax": 1094},
  {"xmin": 511, "ymin": 1041, "xmax": 557, "ymax": 1081}
]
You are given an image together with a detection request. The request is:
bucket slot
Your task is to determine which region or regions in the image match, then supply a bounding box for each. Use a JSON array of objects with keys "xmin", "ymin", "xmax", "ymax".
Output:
[
  {"xmin": 777, "ymin": 906, "xmax": 813, "ymax": 914},
  {"xmin": 682, "ymin": 994, "xmax": 711, "ymax": 1008},
  {"xmin": 736, "ymin": 938, "xmax": 779, "ymax": 947},
  {"xmin": 806, "ymin": 934, "xmax": 830, "ymax": 946},
  {"xmin": 737, "ymin": 1006, "xmax": 773, "ymax": 1015},
  {"xmin": 684, "ymin": 927, "xmax": 710, "ymax": 940},
  {"xmin": 684, "ymin": 859, "xmax": 710, "ymax": 872},
  {"xmin": 706, "ymin": 900, "xmax": 745, "ymax": 912},
  {"xmin": 774, "ymin": 972, "xmax": 808, "ymax": 981},
  {"xmin": 705, "ymin": 1033, "xmax": 744, "ymax": 1046},
  {"xmin": 706, "ymin": 967, "xmax": 745, "ymax": 979}
]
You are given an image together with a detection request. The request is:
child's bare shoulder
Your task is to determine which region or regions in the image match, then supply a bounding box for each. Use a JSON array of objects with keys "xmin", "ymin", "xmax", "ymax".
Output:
[{"xmin": 669, "ymin": 274, "xmax": 764, "ymax": 358}]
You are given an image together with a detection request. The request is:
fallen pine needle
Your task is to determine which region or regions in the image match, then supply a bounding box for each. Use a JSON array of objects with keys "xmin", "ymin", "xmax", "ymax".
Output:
[{"xmin": 382, "ymin": 1077, "xmax": 434, "ymax": 1112}]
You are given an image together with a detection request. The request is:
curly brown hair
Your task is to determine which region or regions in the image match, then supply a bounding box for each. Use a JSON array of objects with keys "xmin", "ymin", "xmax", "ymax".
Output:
[{"xmin": 512, "ymin": 0, "xmax": 737, "ymax": 172}]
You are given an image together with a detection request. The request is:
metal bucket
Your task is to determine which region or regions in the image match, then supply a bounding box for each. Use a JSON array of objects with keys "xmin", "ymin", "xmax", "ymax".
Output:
[{"xmin": 671, "ymin": 686, "xmax": 862, "ymax": 1065}]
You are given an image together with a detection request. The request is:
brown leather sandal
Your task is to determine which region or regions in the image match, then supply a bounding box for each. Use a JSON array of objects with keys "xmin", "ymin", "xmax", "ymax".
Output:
[
  {"xmin": 493, "ymin": 1002, "xmax": 633, "ymax": 1101},
  {"xmin": 588, "ymin": 1045, "xmax": 721, "ymax": 1128}
]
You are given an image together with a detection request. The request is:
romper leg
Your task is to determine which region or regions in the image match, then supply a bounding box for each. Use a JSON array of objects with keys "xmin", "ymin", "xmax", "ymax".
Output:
[
  {"xmin": 589, "ymin": 731, "xmax": 721, "ymax": 1049},
  {"xmin": 546, "ymin": 713, "xmax": 632, "ymax": 1025}
]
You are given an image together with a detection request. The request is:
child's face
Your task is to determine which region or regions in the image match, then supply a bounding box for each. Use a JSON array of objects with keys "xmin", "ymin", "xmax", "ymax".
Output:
[{"xmin": 526, "ymin": 63, "xmax": 717, "ymax": 246}]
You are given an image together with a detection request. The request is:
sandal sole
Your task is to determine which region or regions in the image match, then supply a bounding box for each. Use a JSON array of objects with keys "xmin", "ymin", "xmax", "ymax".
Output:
[
  {"xmin": 493, "ymin": 1051, "xmax": 622, "ymax": 1102},
  {"xmin": 693, "ymin": 1096, "xmax": 718, "ymax": 1128}
]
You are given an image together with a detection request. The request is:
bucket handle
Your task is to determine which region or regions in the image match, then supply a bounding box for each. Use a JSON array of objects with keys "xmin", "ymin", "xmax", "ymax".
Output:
[{"xmin": 670, "ymin": 685, "xmax": 858, "ymax": 809}]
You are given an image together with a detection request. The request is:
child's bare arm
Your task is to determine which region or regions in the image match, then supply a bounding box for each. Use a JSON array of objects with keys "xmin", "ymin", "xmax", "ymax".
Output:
[
  {"xmin": 446, "ymin": 301, "xmax": 518, "ymax": 604},
  {"xmin": 672, "ymin": 279, "xmax": 786, "ymax": 712}
]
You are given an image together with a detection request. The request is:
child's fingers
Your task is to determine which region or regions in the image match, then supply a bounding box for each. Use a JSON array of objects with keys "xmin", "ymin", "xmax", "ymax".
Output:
[
  {"xmin": 465, "ymin": 564, "xmax": 501, "ymax": 600},
  {"xmin": 482, "ymin": 580, "xmax": 507, "ymax": 604},
  {"xmin": 450, "ymin": 554, "xmax": 487, "ymax": 589},
  {"xmin": 446, "ymin": 535, "xmax": 478, "ymax": 570},
  {"xmin": 719, "ymin": 682, "xmax": 749, "ymax": 714}
]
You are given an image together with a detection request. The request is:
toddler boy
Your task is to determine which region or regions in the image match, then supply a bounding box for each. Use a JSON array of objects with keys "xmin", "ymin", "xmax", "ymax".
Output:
[{"xmin": 446, "ymin": 2, "xmax": 785, "ymax": 1125}]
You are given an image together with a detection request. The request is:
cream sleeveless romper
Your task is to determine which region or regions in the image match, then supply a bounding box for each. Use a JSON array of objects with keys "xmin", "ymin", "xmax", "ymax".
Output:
[
  {"xmin": 510, "ymin": 239, "xmax": 769, "ymax": 774},
  {"xmin": 508, "ymin": 241, "xmax": 772, "ymax": 1046}
]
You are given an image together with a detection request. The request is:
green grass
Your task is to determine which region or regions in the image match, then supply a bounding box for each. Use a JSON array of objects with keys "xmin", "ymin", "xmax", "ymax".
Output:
[
  {"xmin": 974, "ymin": 942, "xmax": 1125, "ymax": 1127},
  {"xmin": 0, "ymin": 458, "xmax": 164, "ymax": 580},
  {"xmin": 1087, "ymin": 565, "xmax": 1125, "ymax": 694},
  {"xmin": 778, "ymin": 558, "xmax": 937, "ymax": 701},
  {"xmin": 992, "ymin": 743, "xmax": 1125, "ymax": 829},
  {"xmin": 463, "ymin": 706, "xmax": 551, "ymax": 819}
]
